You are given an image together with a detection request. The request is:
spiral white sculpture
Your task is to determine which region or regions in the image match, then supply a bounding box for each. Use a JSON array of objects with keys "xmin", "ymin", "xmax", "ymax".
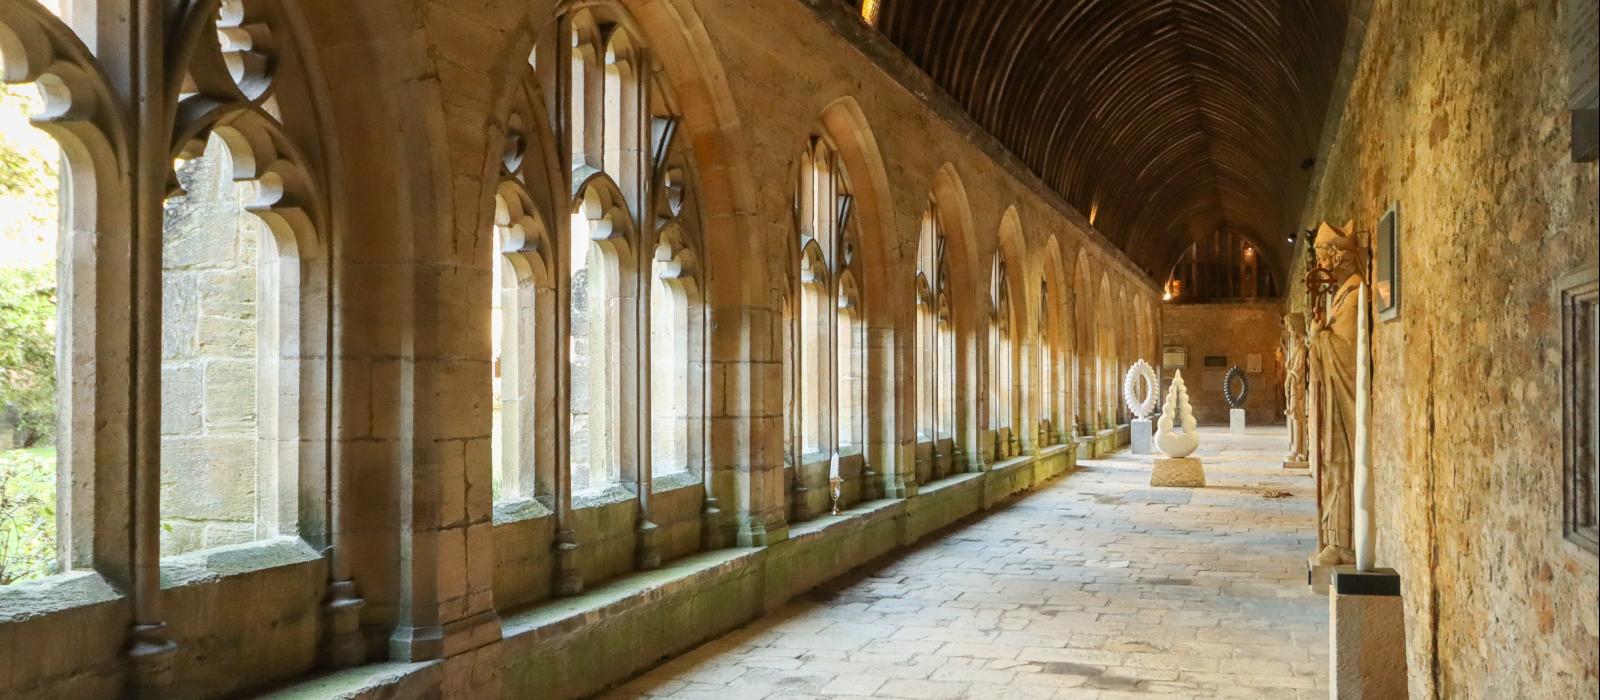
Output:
[
  {"xmin": 1123, "ymin": 359, "xmax": 1159, "ymax": 420},
  {"xmin": 1156, "ymin": 370, "xmax": 1199, "ymax": 458}
]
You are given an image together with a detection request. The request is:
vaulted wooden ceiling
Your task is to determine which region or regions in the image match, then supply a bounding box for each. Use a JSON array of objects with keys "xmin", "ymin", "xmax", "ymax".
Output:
[{"xmin": 876, "ymin": 0, "xmax": 1351, "ymax": 279}]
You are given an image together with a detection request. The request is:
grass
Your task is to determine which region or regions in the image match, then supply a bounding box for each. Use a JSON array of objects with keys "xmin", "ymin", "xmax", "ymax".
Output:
[{"xmin": 0, "ymin": 446, "xmax": 57, "ymax": 585}]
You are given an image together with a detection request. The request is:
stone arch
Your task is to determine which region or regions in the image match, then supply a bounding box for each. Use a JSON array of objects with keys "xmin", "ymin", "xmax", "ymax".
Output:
[
  {"xmin": 1037, "ymin": 235, "xmax": 1071, "ymax": 446},
  {"xmin": 992, "ymin": 206, "xmax": 1029, "ymax": 455},
  {"xmin": 1073, "ymin": 249, "xmax": 1095, "ymax": 435},
  {"xmin": 926, "ymin": 163, "xmax": 983, "ymax": 470},
  {"xmin": 806, "ymin": 97, "xmax": 899, "ymax": 494}
]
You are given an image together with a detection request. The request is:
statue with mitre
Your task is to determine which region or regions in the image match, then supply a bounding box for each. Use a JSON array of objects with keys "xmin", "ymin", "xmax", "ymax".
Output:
[{"xmin": 1307, "ymin": 221, "xmax": 1364, "ymax": 567}]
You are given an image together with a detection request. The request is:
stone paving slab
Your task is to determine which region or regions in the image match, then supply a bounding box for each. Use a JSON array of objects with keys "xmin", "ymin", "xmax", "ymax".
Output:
[{"xmin": 603, "ymin": 428, "xmax": 1326, "ymax": 699}]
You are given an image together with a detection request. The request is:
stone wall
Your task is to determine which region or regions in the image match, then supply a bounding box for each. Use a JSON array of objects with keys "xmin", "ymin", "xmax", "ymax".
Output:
[
  {"xmin": 159, "ymin": 135, "xmax": 260, "ymax": 556},
  {"xmin": 1288, "ymin": 0, "xmax": 1600, "ymax": 695},
  {"xmin": 1159, "ymin": 302, "xmax": 1286, "ymax": 426}
]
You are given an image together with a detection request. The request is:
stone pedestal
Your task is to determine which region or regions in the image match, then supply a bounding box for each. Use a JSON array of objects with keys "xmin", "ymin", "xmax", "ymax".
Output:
[
  {"xmin": 1307, "ymin": 557, "xmax": 1338, "ymax": 595},
  {"xmin": 1283, "ymin": 459, "xmax": 1309, "ymax": 470},
  {"xmin": 1329, "ymin": 567, "xmax": 1407, "ymax": 699},
  {"xmin": 1229, "ymin": 408, "xmax": 1246, "ymax": 434},
  {"xmin": 1150, "ymin": 458, "xmax": 1205, "ymax": 487},
  {"xmin": 1130, "ymin": 418, "xmax": 1153, "ymax": 454}
]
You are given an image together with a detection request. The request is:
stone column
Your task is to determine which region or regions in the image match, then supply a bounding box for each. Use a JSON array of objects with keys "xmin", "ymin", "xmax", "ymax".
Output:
[{"xmin": 125, "ymin": 2, "xmax": 178, "ymax": 693}]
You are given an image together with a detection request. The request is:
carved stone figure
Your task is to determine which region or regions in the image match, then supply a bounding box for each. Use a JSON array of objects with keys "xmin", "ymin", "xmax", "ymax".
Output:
[
  {"xmin": 1307, "ymin": 221, "xmax": 1364, "ymax": 566},
  {"xmin": 1282, "ymin": 312, "xmax": 1309, "ymax": 464}
]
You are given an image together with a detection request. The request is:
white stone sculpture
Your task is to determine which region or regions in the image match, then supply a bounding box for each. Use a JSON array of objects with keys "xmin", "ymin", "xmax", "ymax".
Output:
[
  {"xmin": 1125, "ymin": 360, "xmax": 1158, "ymax": 454},
  {"xmin": 1156, "ymin": 370, "xmax": 1199, "ymax": 459},
  {"xmin": 1123, "ymin": 359, "xmax": 1159, "ymax": 419}
]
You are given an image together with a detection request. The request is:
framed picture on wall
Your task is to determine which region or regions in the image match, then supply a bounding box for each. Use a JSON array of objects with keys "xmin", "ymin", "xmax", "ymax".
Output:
[{"xmin": 1375, "ymin": 204, "xmax": 1401, "ymax": 321}]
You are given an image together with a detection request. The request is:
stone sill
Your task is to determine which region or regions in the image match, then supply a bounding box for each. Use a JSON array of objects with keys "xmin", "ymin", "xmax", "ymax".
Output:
[
  {"xmin": 500, "ymin": 546, "xmax": 759, "ymax": 643},
  {"xmin": 925, "ymin": 470, "xmax": 988, "ymax": 496},
  {"xmin": 259, "ymin": 660, "xmax": 437, "ymax": 700},
  {"xmin": 650, "ymin": 470, "xmax": 703, "ymax": 494},
  {"xmin": 787, "ymin": 497, "xmax": 902, "ymax": 541},
  {"xmin": 160, "ymin": 536, "xmax": 322, "ymax": 589},
  {"xmin": 492, "ymin": 496, "xmax": 555, "ymax": 526},
  {"xmin": 0, "ymin": 570, "xmax": 124, "ymax": 625},
  {"xmin": 571, "ymin": 485, "xmax": 635, "ymax": 511}
]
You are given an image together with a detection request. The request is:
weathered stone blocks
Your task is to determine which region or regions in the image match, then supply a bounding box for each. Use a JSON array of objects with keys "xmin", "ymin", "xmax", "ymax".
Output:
[{"xmin": 1149, "ymin": 457, "xmax": 1205, "ymax": 488}]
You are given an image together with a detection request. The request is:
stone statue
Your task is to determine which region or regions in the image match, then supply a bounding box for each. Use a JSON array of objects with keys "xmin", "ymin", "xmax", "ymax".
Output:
[
  {"xmin": 1307, "ymin": 221, "xmax": 1364, "ymax": 566},
  {"xmin": 1282, "ymin": 312, "xmax": 1309, "ymax": 465}
]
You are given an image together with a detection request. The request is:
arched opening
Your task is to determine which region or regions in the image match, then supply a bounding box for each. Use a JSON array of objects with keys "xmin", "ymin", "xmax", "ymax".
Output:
[
  {"xmin": 0, "ymin": 46, "xmax": 63, "ymax": 584},
  {"xmin": 568, "ymin": 183, "xmax": 635, "ymax": 495}
]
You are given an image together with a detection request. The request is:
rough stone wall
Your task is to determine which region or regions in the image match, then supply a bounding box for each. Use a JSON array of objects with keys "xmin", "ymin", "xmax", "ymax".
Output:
[
  {"xmin": 159, "ymin": 136, "xmax": 260, "ymax": 556},
  {"xmin": 1159, "ymin": 302, "xmax": 1286, "ymax": 426},
  {"xmin": 1288, "ymin": 1, "xmax": 1600, "ymax": 695}
]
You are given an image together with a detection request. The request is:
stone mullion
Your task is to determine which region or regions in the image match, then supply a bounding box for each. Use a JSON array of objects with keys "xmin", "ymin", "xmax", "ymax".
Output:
[
  {"xmin": 886, "ymin": 307, "xmax": 918, "ymax": 499},
  {"xmin": 633, "ymin": 47, "xmax": 659, "ymax": 571},
  {"xmin": 699, "ymin": 271, "xmax": 722, "ymax": 548},
  {"xmin": 551, "ymin": 10, "xmax": 583, "ymax": 596},
  {"xmin": 125, "ymin": 0, "xmax": 179, "ymax": 693},
  {"xmin": 972, "ymin": 309, "xmax": 990, "ymax": 473}
]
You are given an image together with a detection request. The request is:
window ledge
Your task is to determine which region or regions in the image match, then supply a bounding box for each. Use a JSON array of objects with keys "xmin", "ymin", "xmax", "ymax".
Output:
[
  {"xmin": 159, "ymin": 536, "xmax": 322, "ymax": 590},
  {"xmin": 918, "ymin": 470, "xmax": 985, "ymax": 494},
  {"xmin": 650, "ymin": 470, "xmax": 701, "ymax": 494},
  {"xmin": 799, "ymin": 451, "xmax": 832, "ymax": 468},
  {"xmin": 501, "ymin": 546, "xmax": 758, "ymax": 643},
  {"xmin": 572, "ymin": 485, "xmax": 635, "ymax": 511},
  {"xmin": 493, "ymin": 496, "xmax": 555, "ymax": 526},
  {"xmin": 787, "ymin": 497, "xmax": 901, "ymax": 540},
  {"xmin": 0, "ymin": 570, "xmax": 123, "ymax": 624}
]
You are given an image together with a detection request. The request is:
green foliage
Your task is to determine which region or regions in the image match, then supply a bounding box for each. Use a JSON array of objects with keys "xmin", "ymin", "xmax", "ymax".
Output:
[
  {"xmin": 0, "ymin": 447, "xmax": 57, "ymax": 585},
  {"xmin": 0, "ymin": 266, "xmax": 56, "ymax": 447},
  {"xmin": 0, "ymin": 86, "xmax": 56, "ymax": 198}
]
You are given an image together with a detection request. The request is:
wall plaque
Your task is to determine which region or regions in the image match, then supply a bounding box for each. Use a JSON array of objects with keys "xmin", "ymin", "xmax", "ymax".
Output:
[
  {"xmin": 1204, "ymin": 355, "xmax": 1228, "ymax": 368},
  {"xmin": 1376, "ymin": 204, "xmax": 1401, "ymax": 321},
  {"xmin": 1162, "ymin": 345, "xmax": 1187, "ymax": 369}
]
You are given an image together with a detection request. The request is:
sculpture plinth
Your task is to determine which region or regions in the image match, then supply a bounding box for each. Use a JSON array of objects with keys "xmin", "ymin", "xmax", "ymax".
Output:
[
  {"xmin": 1151, "ymin": 370, "xmax": 1205, "ymax": 488},
  {"xmin": 1329, "ymin": 567, "xmax": 1407, "ymax": 699},
  {"xmin": 1150, "ymin": 458, "xmax": 1206, "ymax": 487},
  {"xmin": 1130, "ymin": 418, "xmax": 1153, "ymax": 454}
]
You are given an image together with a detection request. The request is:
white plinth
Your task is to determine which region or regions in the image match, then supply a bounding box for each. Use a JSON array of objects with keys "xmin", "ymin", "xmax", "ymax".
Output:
[
  {"xmin": 1130, "ymin": 418, "xmax": 1153, "ymax": 454},
  {"xmin": 1229, "ymin": 408, "xmax": 1246, "ymax": 434}
]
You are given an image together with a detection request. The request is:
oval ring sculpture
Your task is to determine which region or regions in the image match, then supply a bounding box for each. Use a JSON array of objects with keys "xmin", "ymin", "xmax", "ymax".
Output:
[
  {"xmin": 1223, "ymin": 366, "xmax": 1250, "ymax": 409},
  {"xmin": 1157, "ymin": 370, "xmax": 1199, "ymax": 458},
  {"xmin": 1123, "ymin": 359, "xmax": 1159, "ymax": 419}
]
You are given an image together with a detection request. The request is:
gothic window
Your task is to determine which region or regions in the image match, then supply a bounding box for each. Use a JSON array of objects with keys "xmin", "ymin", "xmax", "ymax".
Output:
[
  {"xmin": 1039, "ymin": 280, "xmax": 1055, "ymax": 445},
  {"xmin": 491, "ymin": 97, "xmax": 557, "ymax": 504},
  {"xmin": 792, "ymin": 135, "xmax": 860, "ymax": 463},
  {"xmin": 562, "ymin": 11, "xmax": 706, "ymax": 496},
  {"xmin": 992, "ymin": 255, "xmax": 1015, "ymax": 439},
  {"xmin": 0, "ymin": 11, "xmax": 63, "ymax": 583},
  {"xmin": 158, "ymin": 1, "xmax": 328, "ymax": 556},
  {"xmin": 837, "ymin": 271, "xmax": 864, "ymax": 452},
  {"xmin": 916, "ymin": 205, "xmax": 954, "ymax": 445}
]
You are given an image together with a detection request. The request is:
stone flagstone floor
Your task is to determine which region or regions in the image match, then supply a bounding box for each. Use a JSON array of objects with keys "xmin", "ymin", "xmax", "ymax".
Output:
[{"xmin": 605, "ymin": 427, "xmax": 1327, "ymax": 699}]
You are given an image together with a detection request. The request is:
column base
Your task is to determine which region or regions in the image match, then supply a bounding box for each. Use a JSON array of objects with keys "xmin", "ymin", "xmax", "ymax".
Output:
[{"xmin": 1283, "ymin": 459, "xmax": 1310, "ymax": 469}]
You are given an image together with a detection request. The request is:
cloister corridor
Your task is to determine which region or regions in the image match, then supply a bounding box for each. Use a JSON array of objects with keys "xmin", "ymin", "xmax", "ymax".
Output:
[{"xmin": 607, "ymin": 428, "xmax": 1327, "ymax": 700}]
